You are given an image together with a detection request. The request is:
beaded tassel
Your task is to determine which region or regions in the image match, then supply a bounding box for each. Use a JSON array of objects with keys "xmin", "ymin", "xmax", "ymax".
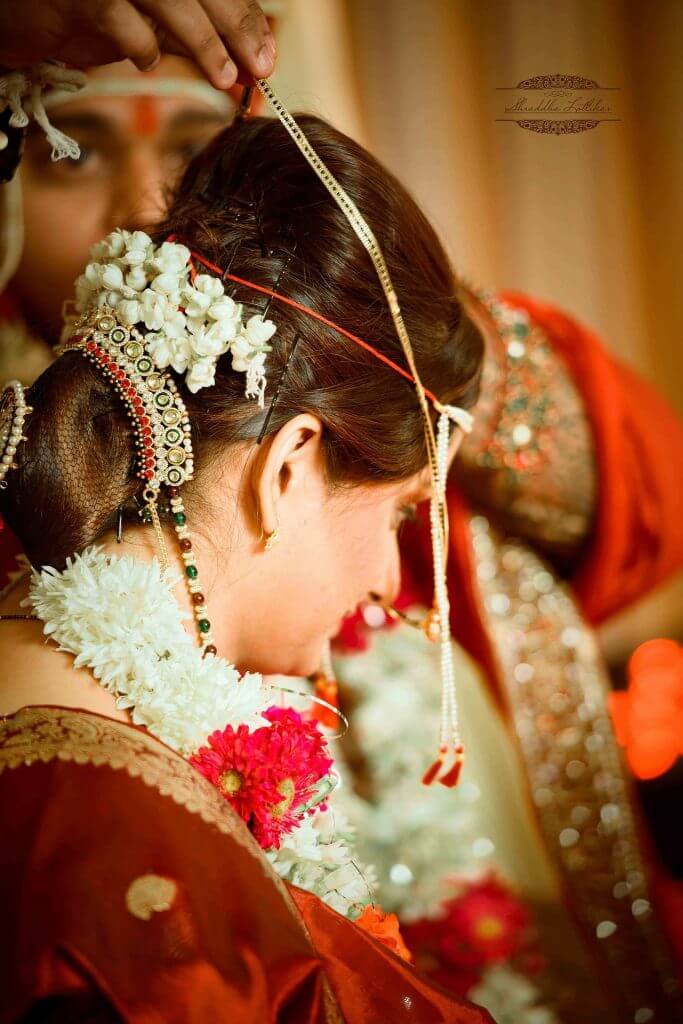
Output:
[{"xmin": 420, "ymin": 411, "xmax": 464, "ymax": 788}]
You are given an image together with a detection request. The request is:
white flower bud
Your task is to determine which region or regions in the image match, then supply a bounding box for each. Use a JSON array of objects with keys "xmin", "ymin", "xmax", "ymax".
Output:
[
  {"xmin": 101, "ymin": 264, "xmax": 124, "ymax": 291},
  {"xmin": 152, "ymin": 241, "xmax": 190, "ymax": 275},
  {"xmin": 162, "ymin": 307, "xmax": 187, "ymax": 340},
  {"xmin": 244, "ymin": 314, "xmax": 277, "ymax": 345},
  {"xmin": 124, "ymin": 247, "xmax": 149, "ymax": 267},
  {"xmin": 99, "ymin": 229, "xmax": 127, "ymax": 258},
  {"xmin": 183, "ymin": 287, "xmax": 212, "ymax": 318},
  {"xmin": 84, "ymin": 262, "xmax": 102, "ymax": 285},
  {"xmin": 169, "ymin": 338, "xmax": 191, "ymax": 374},
  {"xmin": 146, "ymin": 332, "xmax": 173, "ymax": 368},
  {"xmin": 118, "ymin": 299, "xmax": 142, "ymax": 325},
  {"xmin": 140, "ymin": 290, "xmax": 167, "ymax": 331},
  {"xmin": 126, "ymin": 267, "xmax": 148, "ymax": 292},
  {"xmin": 194, "ymin": 273, "xmax": 224, "ymax": 299},
  {"xmin": 151, "ymin": 272, "xmax": 180, "ymax": 297},
  {"xmin": 230, "ymin": 334, "xmax": 252, "ymax": 372},
  {"xmin": 128, "ymin": 230, "xmax": 153, "ymax": 253},
  {"xmin": 191, "ymin": 325, "xmax": 226, "ymax": 358},
  {"xmin": 186, "ymin": 357, "xmax": 217, "ymax": 392},
  {"xmin": 207, "ymin": 295, "xmax": 239, "ymax": 324}
]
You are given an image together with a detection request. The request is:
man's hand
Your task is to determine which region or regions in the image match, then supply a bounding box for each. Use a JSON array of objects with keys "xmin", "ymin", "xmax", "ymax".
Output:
[{"xmin": 0, "ymin": 0, "xmax": 276, "ymax": 89}]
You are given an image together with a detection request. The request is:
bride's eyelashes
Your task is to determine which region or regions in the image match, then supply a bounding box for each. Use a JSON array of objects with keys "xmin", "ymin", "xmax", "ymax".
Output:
[
  {"xmin": 393, "ymin": 503, "xmax": 419, "ymax": 531},
  {"xmin": 400, "ymin": 503, "xmax": 418, "ymax": 521}
]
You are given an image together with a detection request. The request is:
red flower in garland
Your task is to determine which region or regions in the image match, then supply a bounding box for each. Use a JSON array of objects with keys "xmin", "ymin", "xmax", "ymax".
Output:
[
  {"xmin": 436, "ymin": 875, "xmax": 531, "ymax": 968},
  {"xmin": 190, "ymin": 705, "xmax": 333, "ymax": 849},
  {"xmin": 402, "ymin": 874, "xmax": 533, "ymax": 987}
]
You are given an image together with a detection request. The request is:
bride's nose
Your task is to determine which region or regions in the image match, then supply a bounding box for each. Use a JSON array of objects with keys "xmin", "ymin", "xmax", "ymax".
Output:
[{"xmin": 367, "ymin": 543, "xmax": 402, "ymax": 610}]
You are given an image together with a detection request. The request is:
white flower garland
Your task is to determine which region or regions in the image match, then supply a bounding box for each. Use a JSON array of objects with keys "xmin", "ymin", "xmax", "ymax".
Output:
[
  {"xmin": 28, "ymin": 547, "xmax": 268, "ymax": 753},
  {"xmin": 470, "ymin": 966, "xmax": 558, "ymax": 1024},
  {"xmin": 266, "ymin": 805, "xmax": 378, "ymax": 917},
  {"xmin": 67, "ymin": 230, "xmax": 277, "ymax": 401},
  {"xmin": 27, "ymin": 546, "xmax": 374, "ymax": 918}
]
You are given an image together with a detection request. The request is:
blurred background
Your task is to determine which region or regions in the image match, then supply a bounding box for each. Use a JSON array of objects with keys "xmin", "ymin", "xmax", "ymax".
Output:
[
  {"xmin": 271, "ymin": 0, "xmax": 681, "ymax": 411},
  {"xmin": 267, "ymin": 0, "xmax": 682, "ymax": 666}
]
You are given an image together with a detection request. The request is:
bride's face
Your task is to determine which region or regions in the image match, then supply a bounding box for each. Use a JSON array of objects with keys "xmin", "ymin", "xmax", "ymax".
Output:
[
  {"xmin": 267, "ymin": 476, "xmax": 423, "ymax": 675},
  {"xmin": 203, "ymin": 417, "xmax": 462, "ymax": 678}
]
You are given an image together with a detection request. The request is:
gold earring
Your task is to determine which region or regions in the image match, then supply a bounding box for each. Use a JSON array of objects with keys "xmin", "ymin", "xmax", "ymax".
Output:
[{"xmin": 265, "ymin": 526, "xmax": 281, "ymax": 550}]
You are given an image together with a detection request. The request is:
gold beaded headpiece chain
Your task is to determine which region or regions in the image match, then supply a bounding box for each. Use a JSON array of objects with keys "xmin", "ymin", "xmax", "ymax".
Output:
[{"xmin": 251, "ymin": 80, "xmax": 474, "ymax": 786}]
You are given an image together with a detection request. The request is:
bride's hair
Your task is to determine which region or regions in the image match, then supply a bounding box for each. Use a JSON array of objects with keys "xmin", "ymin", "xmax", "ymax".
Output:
[{"xmin": 2, "ymin": 115, "xmax": 483, "ymax": 568}]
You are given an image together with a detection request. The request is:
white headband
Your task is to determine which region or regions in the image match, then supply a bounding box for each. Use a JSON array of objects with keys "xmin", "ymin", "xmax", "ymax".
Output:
[{"xmin": 42, "ymin": 76, "xmax": 235, "ymax": 117}]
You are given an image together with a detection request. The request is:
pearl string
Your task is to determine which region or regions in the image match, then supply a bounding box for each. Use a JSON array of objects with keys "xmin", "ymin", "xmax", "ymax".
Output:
[{"xmin": 0, "ymin": 381, "xmax": 31, "ymax": 487}]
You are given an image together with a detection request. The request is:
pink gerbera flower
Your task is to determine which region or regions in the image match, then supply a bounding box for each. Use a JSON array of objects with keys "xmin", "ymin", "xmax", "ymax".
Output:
[{"xmin": 190, "ymin": 706, "xmax": 333, "ymax": 849}]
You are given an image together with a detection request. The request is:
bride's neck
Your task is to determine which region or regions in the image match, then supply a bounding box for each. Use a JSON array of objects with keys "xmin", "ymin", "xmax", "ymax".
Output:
[
  {"xmin": 97, "ymin": 521, "xmax": 249, "ymax": 670},
  {"xmin": 0, "ymin": 574, "xmax": 132, "ymax": 722},
  {"xmin": 0, "ymin": 522, "xmax": 252, "ymax": 720}
]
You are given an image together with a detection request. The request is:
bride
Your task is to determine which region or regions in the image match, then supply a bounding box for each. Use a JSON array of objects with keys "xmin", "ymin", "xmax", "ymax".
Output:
[{"xmin": 0, "ymin": 91, "xmax": 491, "ymax": 1022}]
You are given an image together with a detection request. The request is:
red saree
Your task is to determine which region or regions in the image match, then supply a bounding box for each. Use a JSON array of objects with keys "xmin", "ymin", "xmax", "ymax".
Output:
[{"xmin": 0, "ymin": 706, "xmax": 492, "ymax": 1024}]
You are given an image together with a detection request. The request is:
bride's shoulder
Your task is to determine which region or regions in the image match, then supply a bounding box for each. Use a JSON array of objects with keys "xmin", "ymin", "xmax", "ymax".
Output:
[{"xmin": 0, "ymin": 619, "xmax": 129, "ymax": 722}]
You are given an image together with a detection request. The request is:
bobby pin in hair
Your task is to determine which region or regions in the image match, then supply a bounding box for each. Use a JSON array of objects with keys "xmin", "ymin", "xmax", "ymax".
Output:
[
  {"xmin": 261, "ymin": 247, "xmax": 296, "ymax": 319},
  {"xmin": 252, "ymin": 191, "xmax": 269, "ymax": 257},
  {"xmin": 116, "ymin": 506, "xmax": 124, "ymax": 543},
  {"xmin": 257, "ymin": 333, "xmax": 301, "ymax": 445}
]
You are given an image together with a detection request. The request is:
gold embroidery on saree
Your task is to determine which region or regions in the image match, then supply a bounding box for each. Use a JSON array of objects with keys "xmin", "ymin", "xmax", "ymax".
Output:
[
  {"xmin": 470, "ymin": 514, "xmax": 682, "ymax": 1021},
  {"xmin": 458, "ymin": 293, "xmax": 596, "ymax": 559},
  {"xmin": 0, "ymin": 706, "xmax": 260, "ymax": 842}
]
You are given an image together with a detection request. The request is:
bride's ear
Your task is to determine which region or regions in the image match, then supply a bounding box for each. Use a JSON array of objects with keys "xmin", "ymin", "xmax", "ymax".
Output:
[{"xmin": 252, "ymin": 413, "xmax": 325, "ymax": 538}]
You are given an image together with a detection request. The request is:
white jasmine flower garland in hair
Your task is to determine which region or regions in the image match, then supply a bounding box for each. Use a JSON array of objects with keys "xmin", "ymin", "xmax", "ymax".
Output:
[
  {"xmin": 27, "ymin": 546, "xmax": 377, "ymax": 921},
  {"xmin": 67, "ymin": 229, "xmax": 277, "ymax": 402},
  {"xmin": 0, "ymin": 62, "xmax": 86, "ymax": 159}
]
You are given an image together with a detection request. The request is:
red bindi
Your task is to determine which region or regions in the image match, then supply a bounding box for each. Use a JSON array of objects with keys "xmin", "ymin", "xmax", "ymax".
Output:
[{"xmin": 132, "ymin": 96, "xmax": 161, "ymax": 138}]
